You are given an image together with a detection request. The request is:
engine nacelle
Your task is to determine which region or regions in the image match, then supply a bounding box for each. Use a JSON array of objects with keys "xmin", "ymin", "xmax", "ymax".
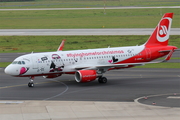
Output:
[
  {"xmin": 43, "ymin": 74, "xmax": 62, "ymax": 79},
  {"xmin": 75, "ymin": 70, "xmax": 99, "ymax": 83}
]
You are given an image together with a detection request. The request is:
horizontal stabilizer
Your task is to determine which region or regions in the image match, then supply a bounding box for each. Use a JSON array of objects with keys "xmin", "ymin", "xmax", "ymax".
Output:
[{"xmin": 162, "ymin": 49, "xmax": 175, "ymax": 62}]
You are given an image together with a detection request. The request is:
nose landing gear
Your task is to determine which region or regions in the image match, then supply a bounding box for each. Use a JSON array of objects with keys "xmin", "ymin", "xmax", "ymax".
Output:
[{"xmin": 28, "ymin": 76, "xmax": 34, "ymax": 87}]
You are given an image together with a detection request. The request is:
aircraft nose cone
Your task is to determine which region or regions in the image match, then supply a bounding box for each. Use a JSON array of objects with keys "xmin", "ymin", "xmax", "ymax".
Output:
[
  {"xmin": 4, "ymin": 65, "xmax": 18, "ymax": 76},
  {"xmin": 4, "ymin": 66, "xmax": 11, "ymax": 75}
]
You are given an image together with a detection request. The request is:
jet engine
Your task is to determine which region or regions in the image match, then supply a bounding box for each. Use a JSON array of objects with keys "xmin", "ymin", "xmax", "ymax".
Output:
[
  {"xmin": 75, "ymin": 70, "xmax": 100, "ymax": 83},
  {"xmin": 43, "ymin": 74, "xmax": 62, "ymax": 79}
]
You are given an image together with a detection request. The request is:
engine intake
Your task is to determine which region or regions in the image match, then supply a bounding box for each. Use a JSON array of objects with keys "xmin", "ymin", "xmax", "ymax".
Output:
[{"xmin": 75, "ymin": 70, "xmax": 99, "ymax": 83}]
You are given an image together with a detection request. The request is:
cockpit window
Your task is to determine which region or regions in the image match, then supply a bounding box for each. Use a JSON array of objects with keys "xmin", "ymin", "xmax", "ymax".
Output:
[
  {"xmin": 12, "ymin": 61, "xmax": 18, "ymax": 64},
  {"xmin": 12, "ymin": 61, "xmax": 26, "ymax": 65}
]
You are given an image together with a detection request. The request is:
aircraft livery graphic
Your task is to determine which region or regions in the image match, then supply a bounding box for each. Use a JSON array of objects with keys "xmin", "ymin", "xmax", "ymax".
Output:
[{"xmin": 5, "ymin": 13, "xmax": 178, "ymax": 87}]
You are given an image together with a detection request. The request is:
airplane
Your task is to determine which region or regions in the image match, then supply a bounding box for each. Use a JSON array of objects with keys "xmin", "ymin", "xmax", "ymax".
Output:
[{"xmin": 4, "ymin": 13, "xmax": 178, "ymax": 87}]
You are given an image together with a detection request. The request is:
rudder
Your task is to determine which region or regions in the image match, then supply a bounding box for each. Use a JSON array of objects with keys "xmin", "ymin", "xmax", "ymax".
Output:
[{"xmin": 144, "ymin": 13, "xmax": 173, "ymax": 47}]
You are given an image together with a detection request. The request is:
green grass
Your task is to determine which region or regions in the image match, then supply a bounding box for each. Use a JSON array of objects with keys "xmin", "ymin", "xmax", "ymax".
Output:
[
  {"xmin": 135, "ymin": 63, "xmax": 180, "ymax": 68},
  {"xmin": 158, "ymin": 57, "xmax": 180, "ymax": 60},
  {"xmin": 0, "ymin": 8, "xmax": 180, "ymax": 29},
  {"xmin": 0, "ymin": 62, "xmax": 11, "ymax": 68},
  {"xmin": 0, "ymin": 35, "xmax": 179, "ymax": 53},
  {"xmin": 0, "ymin": 0, "xmax": 179, "ymax": 8}
]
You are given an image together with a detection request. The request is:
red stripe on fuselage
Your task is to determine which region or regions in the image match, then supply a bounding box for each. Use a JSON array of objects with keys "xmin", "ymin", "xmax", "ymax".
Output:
[
  {"xmin": 109, "ymin": 45, "xmax": 177, "ymax": 70},
  {"xmin": 116, "ymin": 46, "xmax": 175, "ymax": 64}
]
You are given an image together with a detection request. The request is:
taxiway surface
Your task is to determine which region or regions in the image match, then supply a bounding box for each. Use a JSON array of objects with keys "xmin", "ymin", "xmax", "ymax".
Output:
[
  {"xmin": 1, "ymin": 64, "xmax": 180, "ymax": 120},
  {"xmin": 0, "ymin": 68, "xmax": 180, "ymax": 108},
  {"xmin": 0, "ymin": 28, "xmax": 180, "ymax": 36}
]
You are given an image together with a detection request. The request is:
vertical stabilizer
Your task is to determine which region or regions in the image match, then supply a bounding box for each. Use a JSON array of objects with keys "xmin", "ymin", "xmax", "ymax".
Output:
[{"xmin": 144, "ymin": 13, "xmax": 173, "ymax": 47}]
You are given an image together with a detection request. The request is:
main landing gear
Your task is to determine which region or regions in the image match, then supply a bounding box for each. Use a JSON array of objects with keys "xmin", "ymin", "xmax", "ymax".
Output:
[
  {"xmin": 98, "ymin": 76, "xmax": 107, "ymax": 83},
  {"xmin": 97, "ymin": 69, "xmax": 107, "ymax": 84},
  {"xmin": 28, "ymin": 76, "xmax": 34, "ymax": 87}
]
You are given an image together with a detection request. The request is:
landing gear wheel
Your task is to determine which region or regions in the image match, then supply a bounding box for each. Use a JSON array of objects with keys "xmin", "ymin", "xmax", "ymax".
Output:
[
  {"xmin": 28, "ymin": 82, "xmax": 34, "ymax": 87},
  {"xmin": 28, "ymin": 76, "xmax": 34, "ymax": 87},
  {"xmin": 98, "ymin": 77, "xmax": 107, "ymax": 83}
]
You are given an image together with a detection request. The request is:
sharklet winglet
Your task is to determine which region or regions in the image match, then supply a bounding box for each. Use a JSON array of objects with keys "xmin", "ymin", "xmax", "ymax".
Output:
[{"xmin": 57, "ymin": 39, "xmax": 66, "ymax": 51}]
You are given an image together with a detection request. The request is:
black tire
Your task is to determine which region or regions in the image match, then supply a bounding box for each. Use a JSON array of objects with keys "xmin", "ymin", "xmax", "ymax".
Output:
[
  {"xmin": 98, "ymin": 77, "xmax": 102, "ymax": 83},
  {"xmin": 101, "ymin": 77, "xmax": 107, "ymax": 83},
  {"xmin": 31, "ymin": 83, "xmax": 34, "ymax": 87},
  {"xmin": 28, "ymin": 83, "xmax": 34, "ymax": 87},
  {"xmin": 98, "ymin": 77, "xmax": 107, "ymax": 83},
  {"xmin": 28, "ymin": 83, "xmax": 31, "ymax": 87}
]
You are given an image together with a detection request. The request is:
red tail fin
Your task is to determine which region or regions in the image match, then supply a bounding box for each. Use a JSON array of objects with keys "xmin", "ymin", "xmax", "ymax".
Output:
[{"xmin": 145, "ymin": 13, "xmax": 173, "ymax": 47}]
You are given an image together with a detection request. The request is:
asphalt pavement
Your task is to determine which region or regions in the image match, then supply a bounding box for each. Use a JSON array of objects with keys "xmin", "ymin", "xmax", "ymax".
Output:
[{"xmin": 0, "ymin": 28, "xmax": 179, "ymax": 36}]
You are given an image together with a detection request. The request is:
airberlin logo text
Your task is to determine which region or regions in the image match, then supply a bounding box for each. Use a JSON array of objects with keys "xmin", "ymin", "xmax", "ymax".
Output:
[
  {"xmin": 67, "ymin": 50, "xmax": 124, "ymax": 57},
  {"xmin": 159, "ymin": 25, "xmax": 168, "ymax": 36},
  {"xmin": 157, "ymin": 17, "xmax": 172, "ymax": 42},
  {"xmin": 83, "ymin": 74, "xmax": 96, "ymax": 78}
]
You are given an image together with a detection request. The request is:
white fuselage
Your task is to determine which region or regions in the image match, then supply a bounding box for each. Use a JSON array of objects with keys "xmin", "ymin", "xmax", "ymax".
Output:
[{"xmin": 5, "ymin": 45, "xmax": 145, "ymax": 76}]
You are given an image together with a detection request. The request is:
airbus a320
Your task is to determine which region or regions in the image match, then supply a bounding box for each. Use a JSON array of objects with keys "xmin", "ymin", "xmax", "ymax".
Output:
[{"xmin": 4, "ymin": 13, "xmax": 178, "ymax": 87}]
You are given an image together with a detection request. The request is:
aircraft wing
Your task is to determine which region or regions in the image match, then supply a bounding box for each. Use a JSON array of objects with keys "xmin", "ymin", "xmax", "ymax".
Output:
[
  {"xmin": 75, "ymin": 62, "xmax": 151, "ymax": 70},
  {"xmin": 75, "ymin": 49, "xmax": 175, "ymax": 70},
  {"xmin": 75, "ymin": 61, "xmax": 164, "ymax": 71}
]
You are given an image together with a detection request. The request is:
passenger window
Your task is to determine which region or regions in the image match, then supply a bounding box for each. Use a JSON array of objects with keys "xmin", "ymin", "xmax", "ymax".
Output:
[{"xmin": 18, "ymin": 61, "xmax": 21, "ymax": 64}]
